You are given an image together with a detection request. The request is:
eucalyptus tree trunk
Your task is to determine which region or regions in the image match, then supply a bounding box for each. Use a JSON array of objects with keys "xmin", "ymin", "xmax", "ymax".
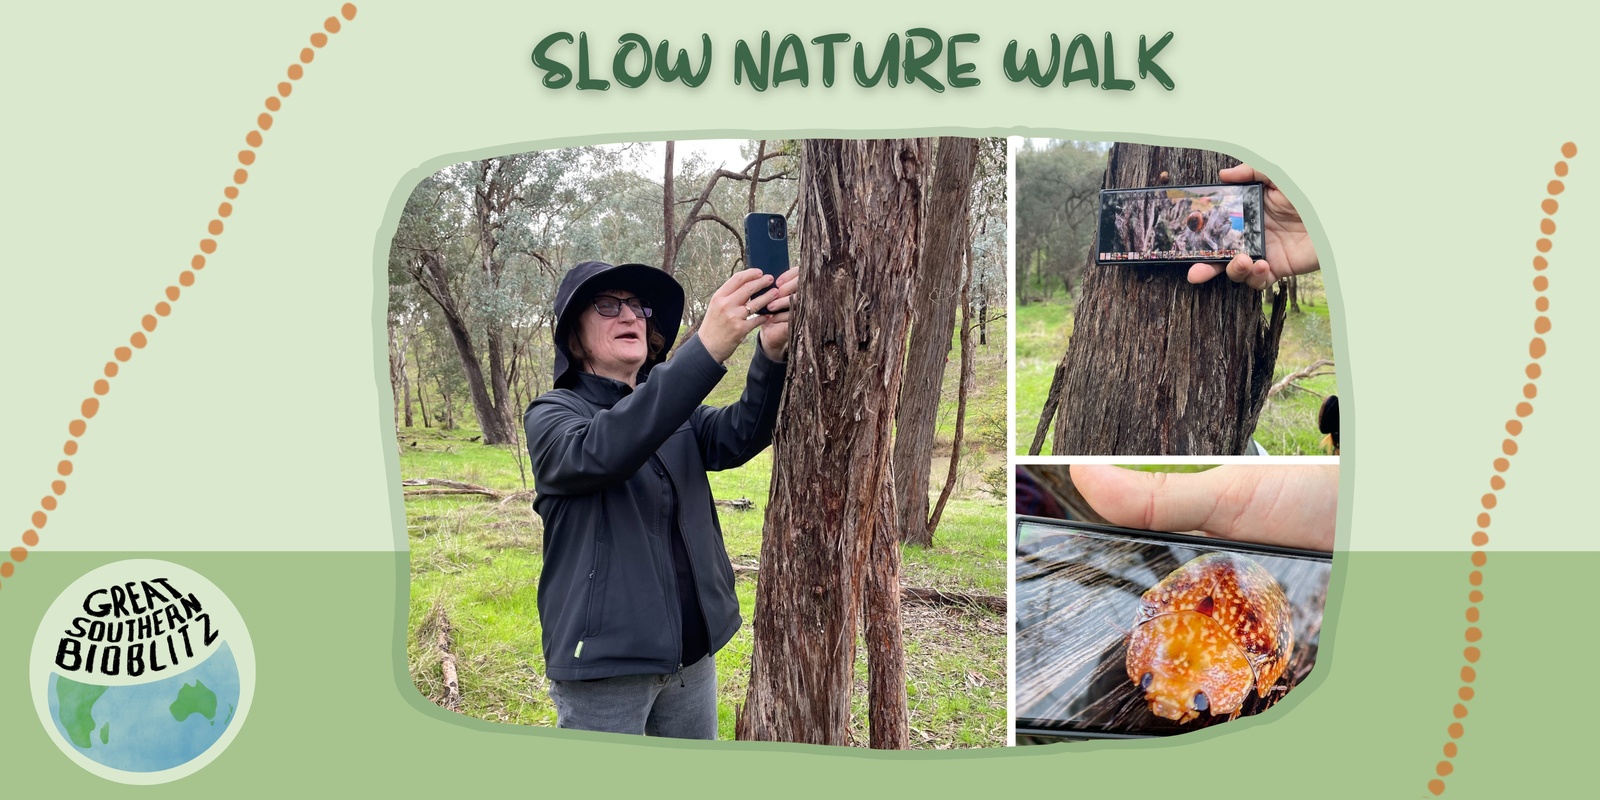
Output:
[
  {"xmin": 737, "ymin": 138, "xmax": 930, "ymax": 746},
  {"xmin": 464, "ymin": 159, "xmax": 521, "ymax": 444},
  {"xmin": 409, "ymin": 249, "xmax": 510, "ymax": 443},
  {"xmin": 412, "ymin": 336, "xmax": 430, "ymax": 428},
  {"xmin": 662, "ymin": 141, "xmax": 677, "ymax": 275},
  {"xmin": 977, "ymin": 275, "xmax": 988, "ymax": 345},
  {"xmin": 1052, "ymin": 144, "xmax": 1287, "ymax": 455},
  {"xmin": 865, "ymin": 476, "xmax": 909, "ymax": 749},
  {"xmin": 891, "ymin": 137, "xmax": 978, "ymax": 547},
  {"xmin": 388, "ymin": 329, "xmax": 405, "ymax": 430}
]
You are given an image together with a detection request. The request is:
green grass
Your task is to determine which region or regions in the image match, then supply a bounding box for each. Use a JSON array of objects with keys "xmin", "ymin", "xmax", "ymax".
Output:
[
  {"xmin": 856, "ymin": 601, "xmax": 1006, "ymax": 748},
  {"xmin": 1014, "ymin": 295, "xmax": 1073, "ymax": 454},
  {"xmin": 702, "ymin": 339, "xmax": 766, "ymax": 409},
  {"xmin": 1254, "ymin": 279, "xmax": 1337, "ymax": 455},
  {"xmin": 900, "ymin": 498, "xmax": 1007, "ymax": 595},
  {"xmin": 932, "ymin": 336, "xmax": 1008, "ymax": 449},
  {"xmin": 402, "ymin": 335, "xmax": 1007, "ymax": 748},
  {"xmin": 403, "ymin": 433, "xmax": 550, "ymax": 726}
]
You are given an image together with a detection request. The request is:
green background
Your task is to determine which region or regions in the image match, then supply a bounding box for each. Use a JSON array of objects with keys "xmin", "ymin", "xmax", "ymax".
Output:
[{"xmin": 2, "ymin": 0, "xmax": 1595, "ymax": 795}]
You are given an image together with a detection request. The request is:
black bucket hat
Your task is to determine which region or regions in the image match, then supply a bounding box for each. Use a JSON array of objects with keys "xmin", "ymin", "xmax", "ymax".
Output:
[{"xmin": 550, "ymin": 260, "xmax": 685, "ymax": 389}]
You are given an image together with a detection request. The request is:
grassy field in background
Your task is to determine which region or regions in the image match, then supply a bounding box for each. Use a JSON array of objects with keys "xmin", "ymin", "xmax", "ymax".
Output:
[
  {"xmin": 1015, "ymin": 295, "xmax": 1072, "ymax": 455},
  {"xmin": 1255, "ymin": 291, "xmax": 1336, "ymax": 455},
  {"xmin": 404, "ymin": 337, "xmax": 1007, "ymax": 748},
  {"xmin": 1014, "ymin": 275, "xmax": 1336, "ymax": 456}
]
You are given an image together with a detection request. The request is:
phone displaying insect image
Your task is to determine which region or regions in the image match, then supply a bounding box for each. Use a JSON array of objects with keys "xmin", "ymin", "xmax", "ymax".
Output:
[
  {"xmin": 1095, "ymin": 182, "xmax": 1265, "ymax": 266},
  {"xmin": 1014, "ymin": 516, "xmax": 1331, "ymax": 742}
]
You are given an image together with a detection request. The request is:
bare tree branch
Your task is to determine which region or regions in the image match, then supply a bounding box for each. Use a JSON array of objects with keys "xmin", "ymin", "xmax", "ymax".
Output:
[
  {"xmin": 691, "ymin": 212, "xmax": 744, "ymax": 245},
  {"xmin": 1030, "ymin": 357, "xmax": 1069, "ymax": 456},
  {"xmin": 1267, "ymin": 359, "xmax": 1335, "ymax": 399},
  {"xmin": 927, "ymin": 235, "xmax": 977, "ymax": 534}
]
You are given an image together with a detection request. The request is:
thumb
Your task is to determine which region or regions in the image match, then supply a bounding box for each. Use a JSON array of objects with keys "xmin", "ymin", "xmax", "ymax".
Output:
[
  {"xmin": 1069, "ymin": 464, "xmax": 1336, "ymax": 550},
  {"xmin": 1070, "ymin": 464, "xmax": 1236, "ymax": 533}
]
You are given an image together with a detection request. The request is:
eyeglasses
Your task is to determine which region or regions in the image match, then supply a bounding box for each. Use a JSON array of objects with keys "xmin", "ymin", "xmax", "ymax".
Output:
[{"xmin": 591, "ymin": 295, "xmax": 653, "ymax": 318}]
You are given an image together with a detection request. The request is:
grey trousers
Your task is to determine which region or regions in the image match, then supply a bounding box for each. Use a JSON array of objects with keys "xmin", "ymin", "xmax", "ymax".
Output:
[{"xmin": 547, "ymin": 655, "xmax": 718, "ymax": 740}]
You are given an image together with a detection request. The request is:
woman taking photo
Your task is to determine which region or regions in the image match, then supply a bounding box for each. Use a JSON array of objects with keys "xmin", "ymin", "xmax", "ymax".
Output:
[{"xmin": 522, "ymin": 259, "xmax": 797, "ymax": 739}]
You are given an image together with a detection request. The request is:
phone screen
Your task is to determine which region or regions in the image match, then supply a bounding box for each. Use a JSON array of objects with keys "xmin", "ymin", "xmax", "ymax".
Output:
[
  {"xmin": 1095, "ymin": 182, "xmax": 1265, "ymax": 265},
  {"xmin": 1014, "ymin": 516, "xmax": 1330, "ymax": 741}
]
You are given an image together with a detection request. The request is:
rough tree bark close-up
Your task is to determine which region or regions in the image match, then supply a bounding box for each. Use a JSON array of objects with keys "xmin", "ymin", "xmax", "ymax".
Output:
[
  {"xmin": 737, "ymin": 138, "xmax": 930, "ymax": 746},
  {"xmin": 891, "ymin": 136, "xmax": 979, "ymax": 547},
  {"xmin": 1051, "ymin": 144, "xmax": 1287, "ymax": 455}
]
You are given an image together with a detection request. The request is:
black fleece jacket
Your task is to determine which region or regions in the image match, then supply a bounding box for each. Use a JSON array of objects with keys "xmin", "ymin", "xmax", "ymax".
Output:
[{"xmin": 524, "ymin": 334, "xmax": 785, "ymax": 681}]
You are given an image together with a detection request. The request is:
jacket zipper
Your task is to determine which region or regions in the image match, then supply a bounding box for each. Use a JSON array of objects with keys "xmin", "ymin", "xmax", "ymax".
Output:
[
  {"xmin": 655, "ymin": 456, "xmax": 711, "ymax": 680},
  {"xmin": 649, "ymin": 455, "xmax": 687, "ymax": 677}
]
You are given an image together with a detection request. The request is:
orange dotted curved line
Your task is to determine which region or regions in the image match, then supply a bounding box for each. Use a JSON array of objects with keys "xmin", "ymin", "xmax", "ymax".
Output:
[
  {"xmin": 0, "ymin": 4, "xmax": 359, "ymax": 590},
  {"xmin": 1426, "ymin": 141, "xmax": 1576, "ymax": 797}
]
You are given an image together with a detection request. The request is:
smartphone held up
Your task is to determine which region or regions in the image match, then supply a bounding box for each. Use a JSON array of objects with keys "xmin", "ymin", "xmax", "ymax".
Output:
[
  {"xmin": 1096, "ymin": 182, "xmax": 1265, "ymax": 266},
  {"xmin": 744, "ymin": 212, "xmax": 790, "ymax": 314}
]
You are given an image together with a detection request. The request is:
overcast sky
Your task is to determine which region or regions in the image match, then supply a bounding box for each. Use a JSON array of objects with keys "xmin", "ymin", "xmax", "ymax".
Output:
[{"xmin": 625, "ymin": 139, "xmax": 756, "ymax": 177}]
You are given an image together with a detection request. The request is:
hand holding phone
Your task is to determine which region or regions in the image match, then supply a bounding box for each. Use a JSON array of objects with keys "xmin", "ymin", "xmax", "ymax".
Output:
[
  {"xmin": 1186, "ymin": 164, "xmax": 1319, "ymax": 288},
  {"xmin": 1096, "ymin": 182, "xmax": 1265, "ymax": 267},
  {"xmin": 743, "ymin": 212, "xmax": 789, "ymax": 314}
]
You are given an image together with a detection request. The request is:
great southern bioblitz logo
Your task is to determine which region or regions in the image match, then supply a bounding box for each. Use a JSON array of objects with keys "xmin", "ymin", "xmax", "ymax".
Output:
[{"xmin": 30, "ymin": 560, "xmax": 255, "ymax": 784}]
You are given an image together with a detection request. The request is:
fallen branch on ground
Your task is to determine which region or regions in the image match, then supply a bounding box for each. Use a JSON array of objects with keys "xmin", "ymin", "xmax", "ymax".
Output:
[
  {"xmin": 425, "ymin": 605, "xmax": 461, "ymax": 712},
  {"xmin": 1267, "ymin": 359, "xmax": 1335, "ymax": 399},
  {"xmin": 899, "ymin": 587, "xmax": 1007, "ymax": 614},
  {"xmin": 732, "ymin": 563, "xmax": 1005, "ymax": 613},
  {"xmin": 402, "ymin": 478, "xmax": 500, "ymax": 499},
  {"xmin": 403, "ymin": 479, "xmax": 739, "ymax": 511},
  {"xmin": 497, "ymin": 490, "xmax": 536, "ymax": 507}
]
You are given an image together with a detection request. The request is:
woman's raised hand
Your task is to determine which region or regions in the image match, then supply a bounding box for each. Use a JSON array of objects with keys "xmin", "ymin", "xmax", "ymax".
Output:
[{"xmin": 699, "ymin": 269, "xmax": 775, "ymax": 363}]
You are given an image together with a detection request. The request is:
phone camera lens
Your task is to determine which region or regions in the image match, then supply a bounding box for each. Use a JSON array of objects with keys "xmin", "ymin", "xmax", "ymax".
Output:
[{"xmin": 768, "ymin": 217, "xmax": 784, "ymax": 240}]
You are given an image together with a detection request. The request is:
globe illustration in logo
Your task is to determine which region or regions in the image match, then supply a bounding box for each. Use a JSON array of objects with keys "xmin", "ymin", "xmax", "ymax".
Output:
[
  {"xmin": 47, "ymin": 643, "xmax": 242, "ymax": 772},
  {"xmin": 32, "ymin": 560, "xmax": 254, "ymax": 784}
]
